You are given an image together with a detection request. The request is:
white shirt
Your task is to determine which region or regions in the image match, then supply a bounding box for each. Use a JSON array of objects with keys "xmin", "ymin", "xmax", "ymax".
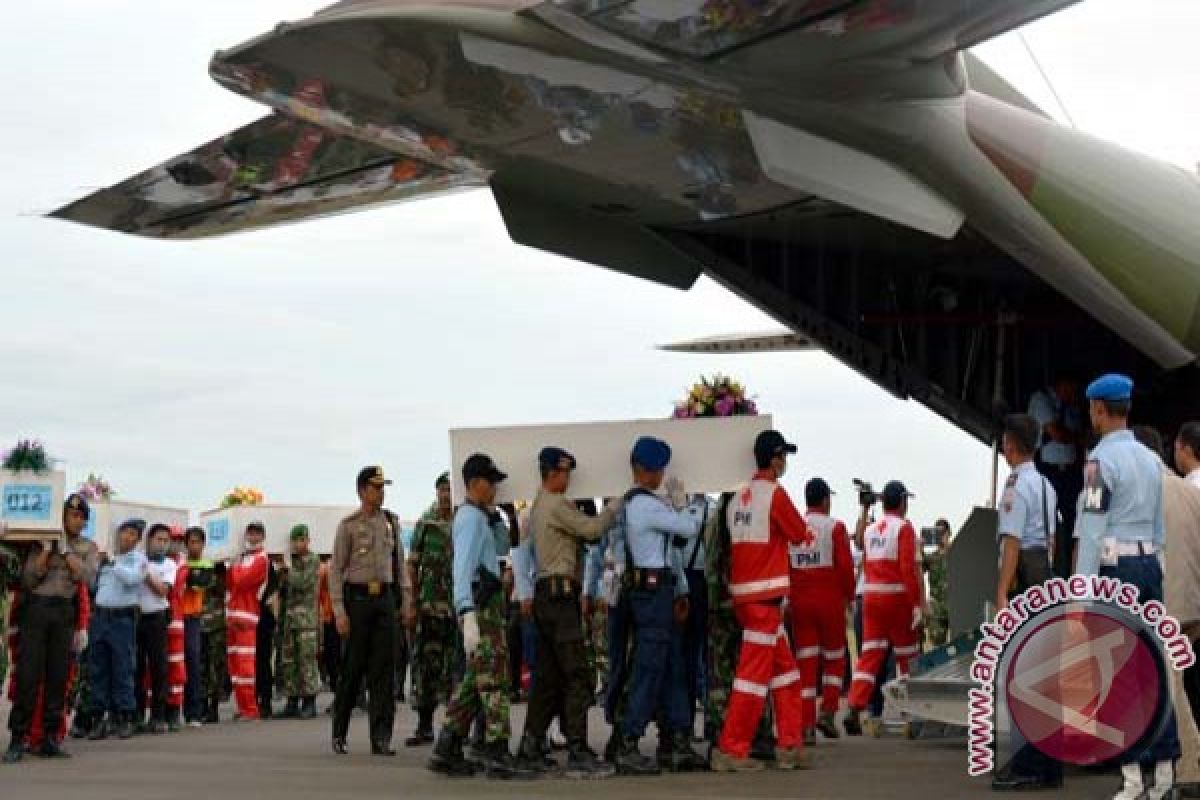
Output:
[
  {"xmin": 1187, "ymin": 469, "xmax": 1200, "ymax": 490},
  {"xmin": 139, "ymin": 556, "xmax": 177, "ymax": 613}
]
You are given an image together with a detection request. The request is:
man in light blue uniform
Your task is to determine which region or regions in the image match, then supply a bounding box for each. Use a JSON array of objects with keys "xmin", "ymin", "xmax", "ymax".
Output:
[
  {"xmin": 429, "ymin": 453, "xmax": 532, "ymax": 780},
  {"xmin": 582, "ymin": 513, "xmax": 635, "ymax": 760},
  {"xmin": 1074, "ymin": 374, "xmax": 1178, "ymax": 800},
  {"xmin": 992, "ymin": 413, "xmax": 1063, "ymax": 792},
  {"xmin": 612, "ymin": 436, "xmax": 704, "ymax": 775}
]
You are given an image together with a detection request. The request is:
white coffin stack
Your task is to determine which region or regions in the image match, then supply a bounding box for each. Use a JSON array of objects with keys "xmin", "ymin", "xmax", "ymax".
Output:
[
  {"xmin": 0, "ymin": 469, "xmax": 67, "ymax": 540},
  {"xmin": 197, "ymin": 505, "xmax": 355, "ymax": 561},
  {"xmin": 84, "ymin": 501, "xmax": 190, "ymax": 554}
]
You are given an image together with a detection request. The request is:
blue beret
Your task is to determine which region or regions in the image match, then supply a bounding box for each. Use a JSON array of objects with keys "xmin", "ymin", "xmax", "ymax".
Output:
[
  {"xmin": 538, "ymin": 447, "xmax": 576, "ymax": 471},
  {"xmin": 631, "ymin": 436, "xmax": 672, "ymax": 471},
  {"xmin": 1086, "ymin": 374, "xmax": 1133, "ymax": 401}
]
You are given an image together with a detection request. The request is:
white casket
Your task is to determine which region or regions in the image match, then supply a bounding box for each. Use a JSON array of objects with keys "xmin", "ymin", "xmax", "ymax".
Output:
[
  {"xmin": 83, "ymin": 501, "xmax": 190, "ymax": 555},
  {"xmin": 0, "ymin": 469, "xmax": 67, "ymax": 540},
  {"xmin": 449, "ymin": 414, "xmax": 774, "ymax": 504},
  {"xmin": 197, "ymin": 505, "xmax": 356, "ymax": 561}
]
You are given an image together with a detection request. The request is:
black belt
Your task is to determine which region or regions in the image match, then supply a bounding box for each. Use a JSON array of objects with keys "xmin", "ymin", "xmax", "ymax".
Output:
[
  {"xmin": 344, "ymin": 582, "xmax": 392, "ymax": 600},
  {"xmin": 28, "ymin": 594, "xmax": 74, "ymax": 607},
  {"xmin": 535, "ymin": 575, "xmax": 580, "ymax": 599},
  {"xmin": 96, "ymin": 606, "xmax": 139, "ymax": 618},
  {"xmin": 629, "ymin": 567, "xmax": 673, "ymax": 591},
  {"xmin": 1019, "ymin": 546, "xmax": 1049, "ymax": 553}
]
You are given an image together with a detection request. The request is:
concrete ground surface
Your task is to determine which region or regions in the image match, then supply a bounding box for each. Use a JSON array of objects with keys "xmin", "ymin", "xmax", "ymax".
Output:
[{"xmin": 0, "ymin": 697, "xmax": 1117, "ymax": 799}]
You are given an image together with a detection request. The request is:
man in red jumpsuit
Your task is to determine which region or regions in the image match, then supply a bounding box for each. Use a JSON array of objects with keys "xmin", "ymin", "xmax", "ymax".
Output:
[
  {"xmin": 164, "ymin": 526, "xmax": 188, "ymax": 731},
  {"xmin": 790, "ymin": 478, "xmax": 855, "ymax": 744},
  {"xmin": 226, "ymin": 522, "xmax": 269, "ymax": 721},
  {"xmin": 845, "ymin": 481, "xmax": 922, "ymax": 736},
  {"xmin": 712, "ymin": 430, "xmax": 809, "ymax": 772}
]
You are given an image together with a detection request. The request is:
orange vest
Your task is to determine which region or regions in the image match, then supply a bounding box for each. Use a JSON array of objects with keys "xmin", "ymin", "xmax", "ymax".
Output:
[{"xmin": 726, "ymin": 479, "xmax": 793, "ymax": 605}]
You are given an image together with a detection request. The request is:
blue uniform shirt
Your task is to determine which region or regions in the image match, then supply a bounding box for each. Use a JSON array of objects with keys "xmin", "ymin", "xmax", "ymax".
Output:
[
  {"xmin": 998, "ymin": 461, "xmax": 1058, "ymax": 550},
  {"xmin": 94, "ymin": 549, "xmax": 147, "ymax": 609},
  {"xmin": 512, "ymin": 537, "xmax": 537, "ymax": 603},
  {"xmin": 624, "ymin": 492, "xmax": 701, "ymax": 570},
  {"xmin": 452, "ymin": 503, "xmax": 510, "ymax": 614},
  {"xmin": 1074, "ymin": 429, "xmax": 1165, "ymax": 576},
  {"xmin": 583, "ymin": 524, "xmax": 621, "ymax": 599}
]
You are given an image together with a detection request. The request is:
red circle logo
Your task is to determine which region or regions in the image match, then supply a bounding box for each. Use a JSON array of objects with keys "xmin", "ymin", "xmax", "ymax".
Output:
[{"xmin": 1005, "ymin": 609, "xmax": 1162, "ymax": 765}]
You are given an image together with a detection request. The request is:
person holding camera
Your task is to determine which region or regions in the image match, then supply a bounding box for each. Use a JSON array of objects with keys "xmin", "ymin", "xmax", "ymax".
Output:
[{"xmin": 845, "ymin": 481, "xmax": 922, "ymax": 738}]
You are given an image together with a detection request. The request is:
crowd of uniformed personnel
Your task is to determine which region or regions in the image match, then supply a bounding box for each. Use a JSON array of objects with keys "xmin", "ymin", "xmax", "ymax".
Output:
[{"xmin": 6, "ymin": 371, "xmax": 1198, "ymax": 796}]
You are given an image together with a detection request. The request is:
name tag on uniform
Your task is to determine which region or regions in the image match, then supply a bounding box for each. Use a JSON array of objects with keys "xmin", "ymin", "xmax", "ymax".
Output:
[
  {"xmin": 1100, "ymin": 537, "xmax": 1119, "ymax": 567},
  {"xmin": 367, "ymin": 581, "xmax": 382, "ymax": 596},
  {"xmin": 645, "ymin": 571, "xmax": 660, "ymax": 590}
]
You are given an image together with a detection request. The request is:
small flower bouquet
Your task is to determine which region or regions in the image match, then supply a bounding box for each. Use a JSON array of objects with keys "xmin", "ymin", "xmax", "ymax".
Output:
[
  {"xmin": 672, "ymin": 374, "xmax": 758, "ymax": 418},
  {"xmin": 2, "ymin": 439, "xmax": 51, "ymax": 473},
  {"xmin": 77, "ymin": 473, "xmax": 115, "ymax": 503},
  {"xmin": 221, "ymin": 486, "xmax": 264, "ymax": 508}
]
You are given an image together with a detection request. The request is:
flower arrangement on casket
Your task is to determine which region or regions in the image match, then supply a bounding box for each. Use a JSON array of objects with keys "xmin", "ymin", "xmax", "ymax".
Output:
[
  {"xmin": 2, "ymin": 439, "xmax": 51, "ymax": 473},
  {"xmin": 221, "ymin": 486, "xmax": 264, "ymax": 508},
  {"xmin": 671, "ymin": 374, "xmax": 758, "ymax": 418},
  {"xmin": 77, "ymin": 473, "xmax": 115, "ymax": 503}
]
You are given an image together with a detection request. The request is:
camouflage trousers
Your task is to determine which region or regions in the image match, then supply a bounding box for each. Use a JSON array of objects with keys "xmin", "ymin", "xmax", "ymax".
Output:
[
  {"xmin": 203, "ymin": 628, "xmax": 228, "ymax": 702},
  {"xmin": 706, "ymin": 604, "xmax": 773, "ymax": 745},
  {"xmin": 443, "ymin": 595, "xmax": 510, "ymax": 744},
  {"xmin": 412, "ymin": 613, "xmax": 457, "ymax": 710},
  {"xmin": 0, "ymin": 619, "xmax": 8, "ymax": 692},
  {"xmin": 69, "ymin": 646, "xmax": 90, "ymax": 717},
  {"xmin": 584, "ymin": 603, "xmax": 609, "ymax": 693},
  {"xmin": 278, "ymin": 626, "xmax": 320, "ymax": 698},
  {"xmin": 925, "ymin": 602, "xmax": 949, "ymax": 648}
]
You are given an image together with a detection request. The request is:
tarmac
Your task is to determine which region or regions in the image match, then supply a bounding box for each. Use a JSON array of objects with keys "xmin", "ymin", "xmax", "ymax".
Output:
[{"xmin": 0, "ymin": 694, "xmax": 1119, "ymax": 799}]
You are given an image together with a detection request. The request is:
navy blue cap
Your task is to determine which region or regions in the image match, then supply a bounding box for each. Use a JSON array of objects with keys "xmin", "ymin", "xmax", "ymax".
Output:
[
  {"xmin": 631, "ymin": 437, "xmax": 672, "ymax": 471},
  {"xmin": 538, "ymin": 447, "xmax": 577, "ymax": 471},
  {"xmin": 754, "ymin": 430, "xmax": 797, "ymax": 463},
  {"xmin": 463, "ymin": 453, "xmax": 508, "ymax": 485},
  {"xmin": 882, "ymin": 481, "xmax": 914, "ymax": 506},
  {"xmin": 64, "ymin": 493, "xmax": 90, "ymax": 521},
  {"xmin": 1086, "ymin": 373, "xmax": 1134, "ymax": 402},
  {"xmin": 804, "ymin": 478, "xmax": 835, "ymax": 507}
]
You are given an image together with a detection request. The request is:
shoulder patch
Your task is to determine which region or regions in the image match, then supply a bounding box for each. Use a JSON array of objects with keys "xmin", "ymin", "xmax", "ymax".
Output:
[{"xmin": 1082, "ymin": 459, "xmax": 1111, "ymax": 514}]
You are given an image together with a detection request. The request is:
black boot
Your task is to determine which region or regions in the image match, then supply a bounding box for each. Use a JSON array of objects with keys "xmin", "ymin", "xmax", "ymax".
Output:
[
  {"xmin": 166, "ymin": 708, "xmax": 182, "ymax": 733},
  {"xmin": 566, "ymin": 739, "xmax": 616, "ymax": 779},
  {"xmin": 277, "ymin": 697, "xmax": 300, "ymax": 719},
  {"xmin": 603, "ymin": 731, "xmax": 620, "ymax": 764},
  {"xmin": 298, "ymin": 696, "xmax": 317, "ymax": 720},
  {"xmin": 405, "ymin": 707, "xmax": 436, "ymax": 747},
  {"xmin": 428, "ymin": 729, "xmax": 476, "ymax": 776},
  {"xmin": 204, "ymin": 699, "xmax": 219, "ymax": 724},
  {"xmin": 258, "ymin": 697, "xmax": 273, "ymax": 720},
  {"xmin": 69, "ymin": 712, "xmax": 91, "ymax": 739},
  {"xmin": 39, "ymin": 738, "xmax": 71, "ymax": 759},
  {"xmin": 87, "ymin": 714, "xmax": 109, "ymax": 741},
  {"xmin": 658, "ymin": 730, "xmax": 703, "ymax": 772},
  {"xmin": 615, "ymin": 734, "xmax": 660, "ymax": 776},
  {"xmin": 116, "ymin": 712, "xmax": 135, "ymax": 740},
  {"xmin": 515, "ymin": 732, "xmax": 554, "ymax": 772},
  {"xmin": 484, "ymin": 739, "xmax": 537, "ymax": 780},
  {"xmin": 2, "ymin": 737, "xmax": 24, "ymax": 765}
]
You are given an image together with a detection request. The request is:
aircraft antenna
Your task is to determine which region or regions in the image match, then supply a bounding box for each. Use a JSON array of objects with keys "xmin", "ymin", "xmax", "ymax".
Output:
[{"xmin": 1018, "ymin": 32, "xmax": 1077, "ymax": 128}]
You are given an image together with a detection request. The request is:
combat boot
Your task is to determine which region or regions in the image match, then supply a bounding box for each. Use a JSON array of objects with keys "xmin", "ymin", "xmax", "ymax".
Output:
[
  {"xmin": 668, "ymin": 730, "xmax": 705, "ymax": 772},
  {"xmin": 87, "ymin": 714, "xmax": 110, "ymax": 741},
  {"xmin": 166, "ymin": 708, "xmax": 183, "ymax": 732},
  {"xmin": 116, "ymin": 712, "xmax": 136, "ymax": 740},
  {"xmin": 842, "ymin": 709, "xmax": 863, "ymax": 736},
  {"xmin": 39, "ymin": 738, "xmax": 71, "ymax": 759},
  {"xmin": 298, "ymin": 696, "xmax": 317, "ymax": 720},
  {"xmin": 483, "ymin": 739, "xmax": 537, "ymax": 780},
  {"xmin": 258, "ymin": 697, "xmax": 273, "ymax": 720},
  {"xmin": 863, "ymin": 716, "xmax": 883, "ymax": 738},
  {"xmin": 803, "ymin": 728, "xmax": 816, "ymax": 747},
  {"xmin": 603, "ymin": 731, "xmax": 620, "ymax": 764},
  {"xmin": 204, "ymin": 699, "xmax": 219, "ymax": 724},
  {"xmin": 2, "ymin": 737, "xmax": 23, "ymax": 764},
  {"xmin": 69, "ymin": 712, "xmax": 91, "ymax": 739},
  {"xmin": 775, "ymin": 746, "xmax": 812, "ymax": 771},
  {"xmin": 515, "ymin": 732, "xmax": 553, "ymax": 773},
  {"xmin": 565, "ymin": 739, "xmax": 616, "ymax": 779},
  {"xmin": 428, "ymin": 730, "xmax": 476, "ymax": 777},
  {"xmin": 405, "ymin": 707, "xmax": 436, "ymax": 747},
  {"xmin": 709, "ymin": 747, "xmax": 766, "ymax": 773},
  {"xmin": 277, "ymin": 697, "xmax": 300, "ymax": 719},
  {"xmin": 816, "ymin": 711, "xmax": 840, "ymax": 739},
  {"xmin": 614, "ymin": 734, "xmax": 660, "ymax": 776}
]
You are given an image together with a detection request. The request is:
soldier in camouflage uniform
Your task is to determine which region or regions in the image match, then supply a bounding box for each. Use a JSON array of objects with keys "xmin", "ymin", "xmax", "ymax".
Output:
[
  {"xmin": 705, "ymin": 493, "xmax": 775, "ymax": 763},
  {"xmin": 201, "ymin": 563, "xmax": 228, "ymax": 723},
  {"xmin": 277, "ymin": 525, "xmax": 320, "ymax": 719},
  {"xmin": 0, "ymin": 542, "xmax": 19, "ymax": 692},
  {"xmin": 405, "ymin": 473, "xmax": 457, "ymax": 747},
  {"xmin": 923, "ymin": 519, "xmax": 951, "ymax": 648}
]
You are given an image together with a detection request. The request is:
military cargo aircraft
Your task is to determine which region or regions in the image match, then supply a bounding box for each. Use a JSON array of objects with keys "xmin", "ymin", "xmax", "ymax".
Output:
[{"xmin": 53, "ymin": 0, "xmax": 1200, "ymax": 442}]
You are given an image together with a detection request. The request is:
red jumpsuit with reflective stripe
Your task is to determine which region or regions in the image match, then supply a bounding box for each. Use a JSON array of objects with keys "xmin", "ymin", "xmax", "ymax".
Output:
[
  {"xmin": 790, "ymin": 511, "xmax": 855, "ymax": 727},
  {"xmin": 848, "ymin": 514, "xmax": 921, "ymax": 711},
  {"xmin": 717, "ymin": 472, "xmax": 807, "ymax": 759},
  {"xmin": 165, "ymin": 552, "xmax": 187, "ymax": 713},
  {"xmin": 225, "ymin": 549, "xmax": 268, "ymax": 718}
]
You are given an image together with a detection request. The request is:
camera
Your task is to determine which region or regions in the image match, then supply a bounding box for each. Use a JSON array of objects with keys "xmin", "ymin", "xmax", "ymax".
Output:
[{"xmin": 853, "ymin": 479, "xmax": 880, "ymax": 509}]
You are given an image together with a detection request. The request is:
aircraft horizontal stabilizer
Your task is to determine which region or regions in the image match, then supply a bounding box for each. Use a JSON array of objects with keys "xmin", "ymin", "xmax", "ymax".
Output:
[{"xmin": 657, "ymin": 331, "xmax": 817, "ymax": 354}]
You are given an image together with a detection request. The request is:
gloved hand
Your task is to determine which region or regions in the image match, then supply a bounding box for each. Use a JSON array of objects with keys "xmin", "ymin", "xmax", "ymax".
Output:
[
  {"xmin": 665, "ymin": 477, "xmax": 686, "ymax": 511},
  {"xmin": 911, "ymin": 606, "xmax": 923, "ymax": 631},
  {"xmin": 73, "ymin": 630, "xmax": 88, "ymax": 654},
  {"xmin": 462, "ymin": 611, "xmax": 481, "ymax": 657}
]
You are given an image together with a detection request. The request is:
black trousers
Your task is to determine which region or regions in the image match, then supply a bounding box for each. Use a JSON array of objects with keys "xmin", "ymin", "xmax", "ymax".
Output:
[
  {"xmin": 394, "ymin": 617, "xmax": 409, "ymax": 698},
  {"xmin": 8, "ymin": 597, "xmax": 74, "ymax": 739},
  {"xmin": 525, "ymin": 583, "xmax": 591, "ymax": 744},
  {"xmin": 1003, "ymin": 561, "xmax": 1063, "ymax": 782},
  {"xmin": 256, "ymin": 609, "xmax": 275, "ymax": 706},
  {"xmin": 136, "ymin": 610, "xmax": 169, "ymax": 720},
  {"xmin": 1186, "ymin": 639, "xmax": 1200, "ymax": 726},
  {"xmin": 683, "ymin": 567, "xmax": 708, "ymax": 717},
  {"xmin": 322, "ymin": 621, "xmax": 342, "ymax": 693},
  {"xmin": 506, "ymin": 603, "xmax": 524, "ymax": 694},
  {"xmin": 1036, "ymin": 460, "xmax": 1082, "ymax": 578},
  {"xmin": 332, "ymin": 588, "xmax": 396, "ymax": 743}
]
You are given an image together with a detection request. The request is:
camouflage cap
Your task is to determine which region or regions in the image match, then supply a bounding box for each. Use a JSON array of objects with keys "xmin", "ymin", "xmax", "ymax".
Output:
[{"xmin": 290, "ymin": 524, "xmax": 310, "ymax": 541}]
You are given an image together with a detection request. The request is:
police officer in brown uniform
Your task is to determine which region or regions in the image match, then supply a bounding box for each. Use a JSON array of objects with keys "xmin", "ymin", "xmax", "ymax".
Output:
[
  {"xmin": 515, "ymin": 447, "xmax": 619, "ymax": 778},
  {"xmin": 329, "ymin": 467, "xmax": 415, "ymax": 756},
  {"xmin": 4, "ymin": 494, "xmax": 99, "ymax": 762}
]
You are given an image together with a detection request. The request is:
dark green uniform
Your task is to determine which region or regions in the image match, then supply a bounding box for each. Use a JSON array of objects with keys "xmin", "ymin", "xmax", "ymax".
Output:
[
  {"xmin": 0, "ymin": 543, "xmax": 19, "ymax": 690},
  {"xmin": 279, "ymin": 553, "xmax": 320, "ymax": 699},
  {"xmin": 410, "ymin": 505, "xmax": 457, "ymax": 712},
  {"xmin": 924, "ymin": 549, "xmax": 950, "ymax": 647},
  {"xmin": 201, "ymin": 568, "xmax": 228, "ymax": 720}
]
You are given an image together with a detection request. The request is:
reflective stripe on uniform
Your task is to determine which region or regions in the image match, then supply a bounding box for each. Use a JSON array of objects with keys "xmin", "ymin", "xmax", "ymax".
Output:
[
  {"xmin": 794, "ymin": 646, "xmax": 821, "ymax": 658},
  {"xmin": 769, "ymin": 670, "xmax": 801, "ymax": 689},
  {"xmin": 167, "ymin": 654, "xmax": 185, "ymax": 663},
  {"xmin": 800, "ymin": 688, "xmax": 818, "ymax": 698},
  {"xmin": 729, "ymin": 576, "xmax": 790, "ymax": 597},
  {"xmin": 895, "ymin": 645, "xmax": 919, "ymax": 656},
  {"xmin": 853, "ymin": 671, "xmax": 877, "ymax": 684},
  {"xmin": 228, "ymin": 646, "xmax": 256, "ymax": 655},
  {"xmin": 863, "ymin": 583, "xmax": 905, "ymax": 593},
  {"xmin": 822, "ymin": 648, "xmax": 845, "ymax": 660},
  {"xmin": 861, "ymin": 639, "xmax": 888, "ymax": 651},
  {"xmin": 227, "ymin": 610, "xmax": 259, "ymax": 624},
  {"xmin": 230, "ymin": 676, "xmax": 255, "ymax": 685},
  {"xmin": 732, "ymin": 678, "xmax": 769, "ymax": 697},
  {"xmin": 743, "ymin": 629, "xmax": 779, "ymax": 647},
  {"xmin": 823, "ymin": 675, "xmax": 843, "ymax": 687}
]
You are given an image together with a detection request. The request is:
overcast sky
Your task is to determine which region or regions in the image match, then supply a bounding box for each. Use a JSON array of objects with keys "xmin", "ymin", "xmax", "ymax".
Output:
[{"xmin": 2, "ymin": 1, "xmax": 1197, "ymax": 527}]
